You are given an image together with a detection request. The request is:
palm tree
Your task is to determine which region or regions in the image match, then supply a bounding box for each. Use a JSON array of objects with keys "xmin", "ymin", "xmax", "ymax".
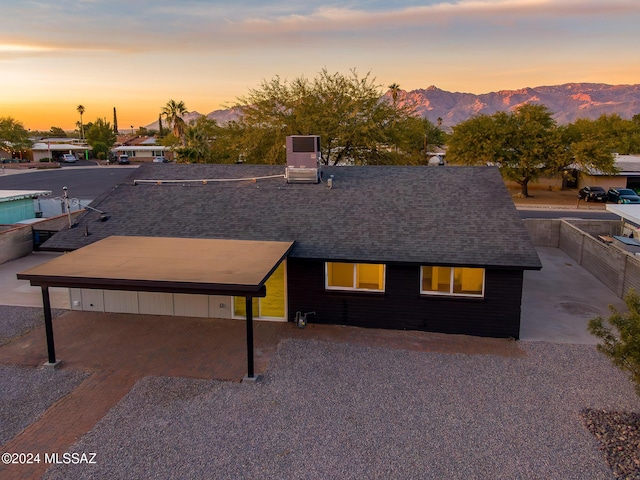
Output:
[
  {"xmin": 76, "ymin": 104, "xmax": 85, "ymax": 140},
  {"xmin": 161, "ymin": 99, "xmax": 188, "ymax": 144},
  {"xmin": 388, "ymin": 83, "xmax": 400, "ymax": 105}
]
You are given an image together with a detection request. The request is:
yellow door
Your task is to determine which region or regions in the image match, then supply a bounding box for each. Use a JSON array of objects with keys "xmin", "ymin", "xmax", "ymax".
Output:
[{"xmin": 233, "ymin": 261, "xmax": 286, "ymax": 320}]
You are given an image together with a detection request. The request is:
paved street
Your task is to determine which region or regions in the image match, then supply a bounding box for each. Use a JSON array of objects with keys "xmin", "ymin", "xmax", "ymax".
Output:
[{"xmin": 0, "ymin": 165, "xmax": 136, "ymax": 200}]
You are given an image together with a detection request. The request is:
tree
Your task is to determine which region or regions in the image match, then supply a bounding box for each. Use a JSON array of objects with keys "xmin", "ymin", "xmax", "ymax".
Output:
[
  {"xmin": 231, "ymin": 68, "xmax": 416, "ymax": 165},
  {"xmin": 447, "ymin": 104, "xmax": 564, "ymax": 197},
  {"xmin": 161, "ymin": 100, "xmax": 188, "ymax": 144},
  {"xmin": 558, "ymin": 119, "xmax": 617, "ymax": 186},
  {"xmin": 158, "ymin": 114, "xmax": 164, "ymax": 137},
  {"xmin": 85, "ymin": 118, "xmax": 116, "ymax": 159},
  {"xmin": 175, "ymin": 117, "xmax": 218, "ymax": 163},
  {"xmin": 388, "ymin": 83, "xmax": 401, "ymax": 105},
  {"xmin": 134, "ymin": 126, "xmax": 156, "ymax": 136},
  {"xmin": 588, "ymin": 289, "xmax": 640, "ymax": 396},
  {"xmin": 48, "ymin": 126, "xmax": 67, "ymax": 138},
  {"xmin": 592, "ymin": 114, "xmax": 640, "ymax": 155},
  {"xmin": 113, "ymin": 107, "xmax": 119, "ymax": 134},
  {"xmin": 386, "ymin": 116, "xmax": 445, "ymax": 164},
  {"xmin": 77, "ymin": 105, "xmax": 85, "ymax": 140},
  {"xmin": 0, "ymin": 117, "xmax": 33, "ymax": 157}
]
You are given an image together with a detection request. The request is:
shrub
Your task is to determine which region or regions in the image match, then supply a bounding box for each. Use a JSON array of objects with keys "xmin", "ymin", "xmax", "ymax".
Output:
[{"xmin": 589, "ymin": 289, "xmax": 640, "ymax": 396}]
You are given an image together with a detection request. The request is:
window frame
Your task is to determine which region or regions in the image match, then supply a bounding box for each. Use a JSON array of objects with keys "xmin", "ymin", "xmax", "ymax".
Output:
[
  {"xmin": 420, "ymin": 266, "xmax": 485, "ymax": 298},
  {"xmin": 325, "ymin": 262, "xmax": 386, "ymax": 292}
]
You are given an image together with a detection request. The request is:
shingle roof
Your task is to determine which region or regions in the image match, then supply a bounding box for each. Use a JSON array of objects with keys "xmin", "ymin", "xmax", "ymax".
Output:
[{"xmin": 42, "ymin": 164, "xmax": 541, "ymax": 269}]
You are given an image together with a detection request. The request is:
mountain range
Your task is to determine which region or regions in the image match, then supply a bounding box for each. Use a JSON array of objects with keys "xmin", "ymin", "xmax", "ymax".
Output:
[{"xmin": 146, "ymin": 83, "xmax": 640, "ymax": 130}]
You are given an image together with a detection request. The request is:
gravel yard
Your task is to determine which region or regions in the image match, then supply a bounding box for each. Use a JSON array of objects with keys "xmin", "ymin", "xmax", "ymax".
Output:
[
  {"xmin": 0, "ymin": 365, "xmax": 88, "ymax": 446},
  {"xmin": 43, "ymin": 339, "xmax": 639, "ymax": 480},
  {"xmin": 0, "ymin": 306, "xmax": 88, "ymax": 446},
  {"xmin": 0, "ymin": 305, "xmax": 66, "ymax": 346}
]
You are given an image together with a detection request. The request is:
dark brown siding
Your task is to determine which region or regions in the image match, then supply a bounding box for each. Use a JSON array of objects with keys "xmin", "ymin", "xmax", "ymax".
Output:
[{"xmin": 287, "ymin": 259, "xmax": 524, "ymax": 339}]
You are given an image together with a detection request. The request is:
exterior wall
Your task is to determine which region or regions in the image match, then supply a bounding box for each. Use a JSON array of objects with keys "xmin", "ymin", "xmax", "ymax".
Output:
[
  {"xmin": 566, "ymin": 219, "xmax": 623, "ymax": 238},
  {"xmin": 0, "ymin": 224, "xmax": 33, "ymax": 264},
  {"xmin": 522, "ymin": 219, "xmax": 561, "ymax": 247},
  {"xmin": 287, "ymin": 259, "xmax": 524, "ymax": 339},
  {"xmin": 113, "ymin": 148, "xmax": 167, "ymax": 159},
  {"xmin": 558, "ymin": 221, "xmax": 585, "ymax": 263},
  {"xmin": 579, "ymin": 174, "xmax": 628, "ymax": 190},
  {"xmin": 623, "ymin": 255, "xmax": 640, "ymax": 296},
  {"xmin": 0, "ymin": 211, "xmax": 85, "ymax": 265},
  {"xmin": 0, "ymin": 198, "xmax": 36, "ymax": 224},
  {"xmin": 34, "ymin": 212, "xmax": 85, "ymax": 231},
  {"xmin": 70, "ymin": 289, "xmax": 234, "ymax": 319}
]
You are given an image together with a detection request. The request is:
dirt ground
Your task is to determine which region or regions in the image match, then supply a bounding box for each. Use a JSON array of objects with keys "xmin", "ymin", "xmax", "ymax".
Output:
[{"xmin": 508, "ymin": 186, "xmax": 606, "ymax": 209}]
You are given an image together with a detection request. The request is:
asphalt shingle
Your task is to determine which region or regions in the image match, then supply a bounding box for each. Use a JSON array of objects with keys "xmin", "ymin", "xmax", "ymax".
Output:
[{"xmin": 42, "ymin": 164, "xmax": 541, "ymax": 269}]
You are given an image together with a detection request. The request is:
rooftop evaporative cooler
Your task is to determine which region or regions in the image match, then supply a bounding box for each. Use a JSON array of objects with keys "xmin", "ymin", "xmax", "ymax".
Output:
[{"xmin": 285, "ymin": 135, "xmax": 320, "ymax": 184}]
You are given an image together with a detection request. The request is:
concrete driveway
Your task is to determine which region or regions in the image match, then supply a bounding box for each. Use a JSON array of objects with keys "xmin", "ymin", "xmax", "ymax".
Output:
[
  {"xmin": 0, "ymin": 247, "xmax": 629, "ymax": 344},
  {"xmin": 520, "ymin": 246, "xmax": 628, "ymax": 344},
  {"xmin": 0, "ymin": 252, "xmax": 69, "ymax": 309}
]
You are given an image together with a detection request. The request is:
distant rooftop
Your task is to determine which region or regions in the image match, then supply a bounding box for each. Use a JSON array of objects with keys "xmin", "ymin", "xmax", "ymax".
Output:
[{"xmin": 0, "ymin": 190, "xmax": 51, "ymax": 202}]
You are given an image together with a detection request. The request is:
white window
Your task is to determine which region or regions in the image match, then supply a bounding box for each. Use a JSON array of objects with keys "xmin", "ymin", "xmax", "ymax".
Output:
[
  {"xmin": 326, "ymin": 262, "xmax": 385, "ymax": 292},
  {"xmin": 420, "ymin": 266, "xmax": 484, "ymax": 297}
]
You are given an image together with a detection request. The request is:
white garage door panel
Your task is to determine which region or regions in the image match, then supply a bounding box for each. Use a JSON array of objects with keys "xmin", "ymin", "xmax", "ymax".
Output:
[
  {"xmin": 104, "ymin": 290, "xmax": 139, "ymax": 314},
  {"xmin": 80, "ymin": 289, "xmax": 104, "ymax": 312},
  {"xmin": 174, "ymin": 293, "xmax": 209, "ymax": 318},
  {"xmin": 138, "ymin": 292, "xmax": 174, "ymax": 315}
]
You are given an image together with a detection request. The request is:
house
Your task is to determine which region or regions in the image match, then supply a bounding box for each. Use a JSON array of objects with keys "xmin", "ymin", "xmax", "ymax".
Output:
[
  {"xmin": 31, "ymin": 138, "xmax": 89, "ymax": 162},
  {"xmin": 577, "ymin": 154, "xmax": 640, "ymax": 191},
  {"xmin": 31, "ymin": 159, "xmax": 541, "ymax": 341},
  {"xmin": 0, "ymin": 190, "xmax": 51, "ymax": 224},
  {"xmin": 112, "ymin": 135, "xmax": 168, "ymax": 160},
  {"xmin": 605, "ymin": 203, "xmax": 640, "ymax": 251}
]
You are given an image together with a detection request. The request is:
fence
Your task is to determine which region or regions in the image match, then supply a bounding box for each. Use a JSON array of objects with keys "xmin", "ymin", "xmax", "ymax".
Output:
[
  {"xmin": 0, "ymin": 211, "xmax": 85, "ymax": 265},
  {"xmin": 523, "ymin": 218, "xmax": 639, "ymax": 299}
]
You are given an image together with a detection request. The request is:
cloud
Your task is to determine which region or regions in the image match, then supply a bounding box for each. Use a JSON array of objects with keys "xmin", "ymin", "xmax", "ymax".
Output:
[
  {"xmin": 0, "ymin": 0, "xmax": 638, "ymax": 56},
  {"xmin": 232, "ymin": 0, "xmax": 640, "ymax": 34}
]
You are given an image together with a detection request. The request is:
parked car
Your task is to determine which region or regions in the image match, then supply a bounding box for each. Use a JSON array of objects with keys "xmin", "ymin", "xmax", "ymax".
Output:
[
  {"xmin": 61, "ymin": 154, "xmax": 77, "ymax": 163},
  {"xmin": 578, "ymin": 186, "xmax": 607, "ymax": 202},
  {"xmin": 607, "ymin": 187, "xmax": 640, "ymax": 204},
  {"xmin": 117, "ymin": 155, "xmax": 130, "ymax": 165},
  {"xmin": 153, "ymin": 156, "xmax": 168, "ymax": 163}
]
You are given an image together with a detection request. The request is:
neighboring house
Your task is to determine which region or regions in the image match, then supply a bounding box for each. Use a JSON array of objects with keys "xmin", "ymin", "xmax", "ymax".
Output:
[
  {"xmin": 578, "ymin": 154, "xmax": 640, "ymax": 191},
  {"xmin": 503, "ymin": 154, "xmax": 640, "ymax": 192},
  {"xmin": 38, "ymin": 157, "xmax": 541, "ymax": 339},
  {"xmin": 605, "ymin": 203, "xmax": 640, "ymax": 251},
  {"xmin": 113, "ymin": 135, "xmax": 168, "ymax": 160},
  {"xmin": 0, "ymin": 190, "xmax": 51, "ymax": 223},
  {"xmin": 31, "ymin": 138, "xmax": 89, "ymax": 162}
]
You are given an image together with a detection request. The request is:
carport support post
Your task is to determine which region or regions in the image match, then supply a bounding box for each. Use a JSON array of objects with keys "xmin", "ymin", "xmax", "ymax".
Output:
[
  {"xmin": 41, "ymin": 285, "xmax": 57, "ymax": 365},
  {"xmin": 245, "ymin": 296, "xmax": 255, "ymax": 379}
]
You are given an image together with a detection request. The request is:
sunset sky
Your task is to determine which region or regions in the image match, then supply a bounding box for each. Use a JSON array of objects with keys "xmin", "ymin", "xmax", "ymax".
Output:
[{"xmin": 1, "ymin": 0, "xmax": 638, "ymax": 132}]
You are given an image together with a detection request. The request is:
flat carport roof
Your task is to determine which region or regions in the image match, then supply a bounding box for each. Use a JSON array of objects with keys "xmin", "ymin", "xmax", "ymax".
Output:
[{"xmin": 17, "ymin": 236, "xmax": 294, "ymax": 380}]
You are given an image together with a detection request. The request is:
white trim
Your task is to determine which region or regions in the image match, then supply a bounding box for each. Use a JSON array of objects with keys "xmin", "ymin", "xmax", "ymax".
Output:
[{"xmin": 420, "ymin": 266, "xmax": 485, "ymax": 298}]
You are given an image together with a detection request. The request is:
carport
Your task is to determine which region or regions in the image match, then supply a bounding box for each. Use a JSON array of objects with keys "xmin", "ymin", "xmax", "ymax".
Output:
[{"xmin": 17, "ymin": 236, "xmax": 294, "ymax": 380}]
